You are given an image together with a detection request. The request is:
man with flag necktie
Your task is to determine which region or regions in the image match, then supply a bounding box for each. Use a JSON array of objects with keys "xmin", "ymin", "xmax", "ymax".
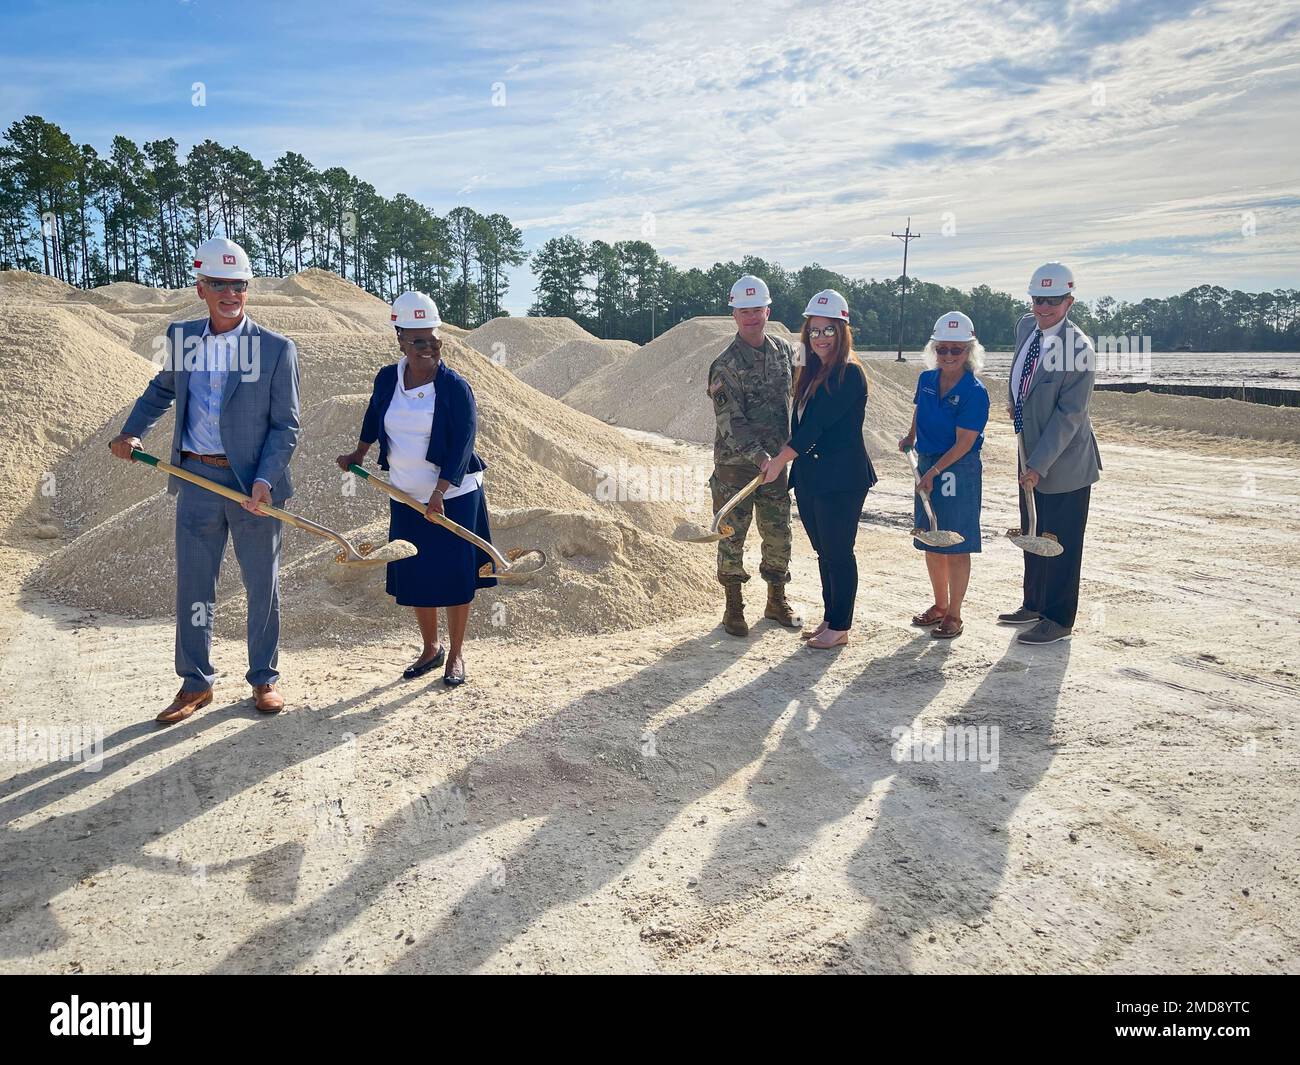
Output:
[{"xmin": 997, "ymin": 261, "xmax": 1102, "ymax": 645}]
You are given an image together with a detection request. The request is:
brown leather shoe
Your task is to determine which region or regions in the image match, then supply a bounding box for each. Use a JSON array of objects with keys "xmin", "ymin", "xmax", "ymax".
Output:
[
  {"xmin": 253, "ymin": 683, "xmax": 285, "ymax": 713},
  {"xmin": 156, "ymin": 687, "xmax": 212, "ymax": 725}
]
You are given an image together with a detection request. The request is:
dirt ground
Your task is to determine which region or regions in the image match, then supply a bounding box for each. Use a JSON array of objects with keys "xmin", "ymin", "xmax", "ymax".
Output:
[{"xmin": 1, "ymin": 422, "xmax": 1297, "ymax": 974}]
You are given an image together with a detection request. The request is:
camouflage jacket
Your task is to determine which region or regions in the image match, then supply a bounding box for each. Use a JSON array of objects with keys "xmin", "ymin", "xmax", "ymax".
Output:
[{"xmin": 707, "ymin": 332, "xmax": 794, "ymax": 469}]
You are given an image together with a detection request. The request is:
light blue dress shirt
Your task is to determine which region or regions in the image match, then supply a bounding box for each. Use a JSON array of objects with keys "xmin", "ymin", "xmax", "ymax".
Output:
[{"xmin": 181, "ymin": 317, "xmax": 270, "ymax": 491}]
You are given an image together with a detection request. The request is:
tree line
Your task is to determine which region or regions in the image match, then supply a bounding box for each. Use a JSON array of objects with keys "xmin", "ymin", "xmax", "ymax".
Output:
[
  {"xmin": 530, "ymin": 238, "xmax": 1300, "ymax": 351},
  {"xmin": 0, "ymin": 114, "xmax": 524, "ymax": 327}
]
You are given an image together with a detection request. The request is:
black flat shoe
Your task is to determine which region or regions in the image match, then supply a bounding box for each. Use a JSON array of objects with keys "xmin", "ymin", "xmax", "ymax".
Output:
[
  {"xmin": 443, "ymin": 658, "xmax": 467, "ymax": 687},
  {"xmin": 403, "ymin": 645, "xmax": 445, "ymax": 679}
]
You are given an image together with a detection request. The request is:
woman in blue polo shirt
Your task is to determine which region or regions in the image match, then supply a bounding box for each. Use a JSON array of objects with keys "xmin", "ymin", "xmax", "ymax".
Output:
[
  {"xmin": 898, "ymin": 312, "xmax": 990, "ymax": 640},
  {"xmin": 336, "ymin": 291, "xmax": 495, "ymax": 686}
]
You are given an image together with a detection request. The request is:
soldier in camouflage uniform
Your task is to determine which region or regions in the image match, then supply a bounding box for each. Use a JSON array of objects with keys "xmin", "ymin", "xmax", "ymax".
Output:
[{"xmin": 707, "ymin": 274, "xmax": 802, "ymax": 637}]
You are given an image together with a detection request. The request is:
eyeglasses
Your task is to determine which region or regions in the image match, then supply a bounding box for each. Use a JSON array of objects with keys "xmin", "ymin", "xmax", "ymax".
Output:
[
  {"xmin": 934, "ymin": 345, "xmax": 968, "ymax": 357},
  {"xmin": 806, "ymin": 327, "xmax": 838, "ymax": 340},
  {"xmin": 1032, "ymin": 295, "xmax": 1068, "ymax": 307},
  {"xmin": 397, "ymin": 333, "xmax": 439, "ymax": 349},
  {"xmin": 201, "ymin": 279, "xmax": 248, "ymax": 293}
]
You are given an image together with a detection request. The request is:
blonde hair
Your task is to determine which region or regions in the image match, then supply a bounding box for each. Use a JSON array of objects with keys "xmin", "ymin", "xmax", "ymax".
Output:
[{"xmin": 922, "ymin": 338, "xmax": 985, "ymax": 374}]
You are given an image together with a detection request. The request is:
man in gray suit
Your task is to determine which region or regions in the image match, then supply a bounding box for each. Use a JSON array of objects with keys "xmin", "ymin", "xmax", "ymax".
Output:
[
  {"xmin": 998, "ymin": 261, "xmax": 1102, "ymax": 645},
  {"xmin": 109, "ymin": 237, "xmax": 301, "ymax": 722}
]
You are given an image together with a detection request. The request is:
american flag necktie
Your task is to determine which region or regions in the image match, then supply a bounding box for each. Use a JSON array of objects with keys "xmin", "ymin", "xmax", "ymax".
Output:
[{"xmin": 1013, "ymin": 329, "xmax": 1043, "ymax": 434}]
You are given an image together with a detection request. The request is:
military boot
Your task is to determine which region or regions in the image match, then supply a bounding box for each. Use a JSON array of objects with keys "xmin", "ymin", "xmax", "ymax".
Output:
[
  {"xmin": 763, "ymin": 581, "xmax": 802, "ymax": 628},
  {"xmin": 722, "ymin": 583, "xmax": 748, "ymax": 637}
]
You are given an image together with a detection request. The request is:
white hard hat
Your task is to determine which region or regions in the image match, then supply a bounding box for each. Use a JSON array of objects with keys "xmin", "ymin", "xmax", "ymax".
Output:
[
  {"xmin": 931, "ymin": 311, "xmax": 976, "ymax": 342},
  {"xmin": 803, "ymin": 288, "xmax": 850, "ymax": 320},
  {"xmin": 1028, "ymin": 261, "xmax": 1075, "ymax": 298},
  {"xmin": 390, "ymin": 290, "xmax": 442, "ymax": 330},
  {"xmin": 728, "ymin": 274, "xmax": 771, "ymax": 309},
  {"xmin": 192, "ymin": 236, "xmax": 252, "ymax": 280}
]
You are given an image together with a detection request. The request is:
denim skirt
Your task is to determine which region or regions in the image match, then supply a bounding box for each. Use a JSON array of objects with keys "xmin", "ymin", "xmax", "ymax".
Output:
[{"xmin": 912, "ymin": 451, "xmax": 982, "ymax": 554}]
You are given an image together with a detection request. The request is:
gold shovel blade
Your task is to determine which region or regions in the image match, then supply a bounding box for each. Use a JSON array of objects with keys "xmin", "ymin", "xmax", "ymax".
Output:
[
  {"xmin": 478, "ymin": 548, "xmax": 547, "ymax": 583},
  {"xmin": 1004, "ymin": 529, "xmax": 1064, "ymax": 557},
  {"xmin": 334, "ymin": 538, "xmax": 418, "ymax": 567}
]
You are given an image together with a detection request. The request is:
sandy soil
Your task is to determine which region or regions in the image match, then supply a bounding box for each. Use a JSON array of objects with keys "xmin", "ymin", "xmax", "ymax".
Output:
[{"xmin": 1, "ymin": 420, "xmax": 1296, "ymax": 974}]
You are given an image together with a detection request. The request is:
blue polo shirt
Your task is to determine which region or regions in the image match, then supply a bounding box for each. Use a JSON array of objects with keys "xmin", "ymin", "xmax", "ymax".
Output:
[{"xmin": 913, "ymin": 368, "xmax": 989, "ymax": 455}]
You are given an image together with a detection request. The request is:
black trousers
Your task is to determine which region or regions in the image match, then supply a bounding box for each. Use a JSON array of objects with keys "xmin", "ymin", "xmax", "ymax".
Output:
[
  {"xmin": 1018, "ymin": 483, "xmax": 1091, "ymax": 627},
  {"xmin": 795, "ymin": 486, "xmax": 867, "ymax": 630}
]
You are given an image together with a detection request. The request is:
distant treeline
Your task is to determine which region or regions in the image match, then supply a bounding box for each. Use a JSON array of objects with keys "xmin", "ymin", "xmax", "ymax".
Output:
[
  {"xmin": 4, "ymin": 115, "xmax": 1294, "ymax": 351},
  {"xmin": 530, "ymin": 239, "xmax": 1300, "ymax": 352},
  {"xmin": 0, "ymin": 115, "xmax": 524, "ymax": 327}
]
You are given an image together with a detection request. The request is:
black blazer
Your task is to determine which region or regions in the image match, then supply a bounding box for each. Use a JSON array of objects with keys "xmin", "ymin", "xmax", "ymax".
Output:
[
  {"xmin": 359, "ymin": 359, "xmax": 487, "ymax": 486},
  {"xmin": 788, "ymin": 361, "xmax": 877, "ymax": 495}
]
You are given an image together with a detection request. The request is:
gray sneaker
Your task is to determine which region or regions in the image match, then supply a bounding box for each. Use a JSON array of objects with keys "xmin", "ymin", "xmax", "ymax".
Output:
[
  {"xmin": 997, "ymin": 606, "xmax": 1041, "ymax": 625},
  {"xmin": 1016, "ymin": 619, "xmax": 1072, "ymax": 645}
]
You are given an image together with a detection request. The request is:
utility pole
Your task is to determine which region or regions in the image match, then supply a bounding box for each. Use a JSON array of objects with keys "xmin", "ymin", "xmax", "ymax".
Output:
[{"xmin": 892, "ymin": 218, "xmax": 920, "ymax": 362}]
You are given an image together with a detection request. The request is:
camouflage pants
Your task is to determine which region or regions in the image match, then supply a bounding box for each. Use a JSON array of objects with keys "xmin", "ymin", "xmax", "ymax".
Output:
[{"xmin": 709, "ymin": 465, "xmax": 792, "ymax": 586}]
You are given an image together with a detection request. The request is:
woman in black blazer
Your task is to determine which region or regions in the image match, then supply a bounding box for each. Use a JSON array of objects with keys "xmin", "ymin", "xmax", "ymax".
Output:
[{"xmin": 760, "ymin": 290, "xmax": 877, "ymax": 648}]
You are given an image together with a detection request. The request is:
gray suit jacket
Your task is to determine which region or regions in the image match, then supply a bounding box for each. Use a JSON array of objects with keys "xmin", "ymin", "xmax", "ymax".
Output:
[
  {"xmin": 1009, "ymin": 313, "xmax": 1102, "ymax": 494},
  {"xmin": 122, "ymin": 316, "xmax": 301, "ymax": 500}
]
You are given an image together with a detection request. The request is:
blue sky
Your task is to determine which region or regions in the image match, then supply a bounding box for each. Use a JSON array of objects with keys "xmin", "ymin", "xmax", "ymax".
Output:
[{"xmin": 2, "ymin": 0, "xmax": 1298, "ymax": 312}]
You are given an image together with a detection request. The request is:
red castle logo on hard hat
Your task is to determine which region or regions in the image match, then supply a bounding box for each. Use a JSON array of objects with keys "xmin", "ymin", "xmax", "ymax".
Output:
[
  {"xmin": 1041, "ymin": 279, "xmax": 1053, "ymax": 287},
  {"xmin": 745, "ymin": 287, "xmax": 755, "ymax": 296},
  {"xmin": 414, "ymin": 309, "xmax": 426, "ymax": 319},
  {"xmin": 222, "ymin": 254, "xmax": 236, "ymax": 265},
  {"xmin": 948, "ymin": 320, "xmax": 959, "ymax": 328},
  {"xmin": 390, "ymin": 313, "xmax": 398, "ymax": 321},
  {"xmin": 193, "ymin": 259, "xmax": 203, "ymax": 267},
  {"xmin": 817, "ymin": 296, "xmax": 828, "ymax": 304}
]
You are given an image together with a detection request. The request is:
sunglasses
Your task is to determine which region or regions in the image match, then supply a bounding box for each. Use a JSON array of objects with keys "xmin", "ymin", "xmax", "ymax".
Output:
[
  {"xmin": 398, "ymin": 334, "xmax": 439, "ymax": 349},
  {"xmin": 806, "ymin": 326, "xmax": 839, "ymax": 340},
  {"xmin": 1032, "ymin": 295, "xmax": 1068, "ymax": 307},
  {"xmin": 201, "ymin": 279, "xmax": 248, "ymax": 293},
  {"xmin": 934, "ymin": 345, "xmax": 968, "ymax": 357}
]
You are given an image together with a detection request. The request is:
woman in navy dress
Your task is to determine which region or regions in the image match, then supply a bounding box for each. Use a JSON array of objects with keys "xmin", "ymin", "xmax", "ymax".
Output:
[
  {"xmin": 336, "ymin": 291, "xmax": 495, "ymax": 686},
  {"xmin": 898, "ymin": 311, "xmax": 990, "ymax": 640}
]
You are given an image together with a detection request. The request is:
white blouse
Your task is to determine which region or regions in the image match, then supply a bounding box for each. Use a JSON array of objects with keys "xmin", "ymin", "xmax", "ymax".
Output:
[{"xmin": 383, "ymin": 356, "xmax": 483, "ymax": 504}]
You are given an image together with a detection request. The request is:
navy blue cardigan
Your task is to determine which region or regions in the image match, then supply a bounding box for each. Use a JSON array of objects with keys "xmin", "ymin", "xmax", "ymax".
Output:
[{"xmin": 359, "ymin": 360, "xmax": 487, "ymax": 486}]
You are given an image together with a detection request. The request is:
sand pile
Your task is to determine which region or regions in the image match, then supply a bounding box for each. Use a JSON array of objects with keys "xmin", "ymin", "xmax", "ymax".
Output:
[
  {"xmin": 0, "ymin": 269, "xmax": 76, "ymax": 301},
  {"xmin": 30, "ymin": 276, "xmax": 719, "ymax": 643},
  {"xmin": 463, "ymin": 316, "xmax": 599, "ymax": 371},
  {"xmin": 1089, "ymin": 388, "xmax": 1300, "ymax": 446},
  {"xmin": 517, "ymin": 337, "xmax": 638, "ymax": 399},
  {"xmin": 0, "ymin": 303, "xmax": 158, "ymax": 540},
  {"xmin": 278, "ymin": 268, "xmax": 383, "ymax": 304},
  {"xmin": 274, "ymin": 505, "xmax": 711, "ymax": 646}
]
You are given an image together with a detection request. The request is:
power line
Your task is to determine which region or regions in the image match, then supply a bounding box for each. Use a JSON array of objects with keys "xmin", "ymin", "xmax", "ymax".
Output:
[{"xmin": 891, "ymin": 218, "xmax": 921, "ymax": 362}]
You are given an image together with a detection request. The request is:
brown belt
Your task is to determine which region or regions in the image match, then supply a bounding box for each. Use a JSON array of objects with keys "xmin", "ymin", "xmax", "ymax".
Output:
[{"xmin": 181, "ymin": 451, "xmax": 231, "ymax": 468}]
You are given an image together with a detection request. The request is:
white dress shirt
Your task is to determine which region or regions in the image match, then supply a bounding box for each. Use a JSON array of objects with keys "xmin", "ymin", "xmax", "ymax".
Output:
[
  {"xmin": 1010, "ymin": 319, "xmax": 1064, "ymax": 400},
  {"xmin": 383, "ymin": 356, "xmax": 483, "ymax": 504}
]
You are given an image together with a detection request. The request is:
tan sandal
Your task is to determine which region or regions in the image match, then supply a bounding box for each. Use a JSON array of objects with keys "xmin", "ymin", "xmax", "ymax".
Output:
[
  {"xmin": 800, "ymin": 621, "xmax": 828, "ymax": 641},
  {"xmin": 911, "ymin": 605, "xmax": 947, "ymax": 627},
  {"xmin": 807, "ymin": 628, "xmax": 848, "ymax": 649}
]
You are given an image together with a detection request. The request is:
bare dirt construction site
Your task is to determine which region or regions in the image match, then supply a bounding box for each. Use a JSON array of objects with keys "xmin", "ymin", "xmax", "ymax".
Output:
[{"xmin": 1, "ymin": 268, "xmax": 1297, "ymax": 973}]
